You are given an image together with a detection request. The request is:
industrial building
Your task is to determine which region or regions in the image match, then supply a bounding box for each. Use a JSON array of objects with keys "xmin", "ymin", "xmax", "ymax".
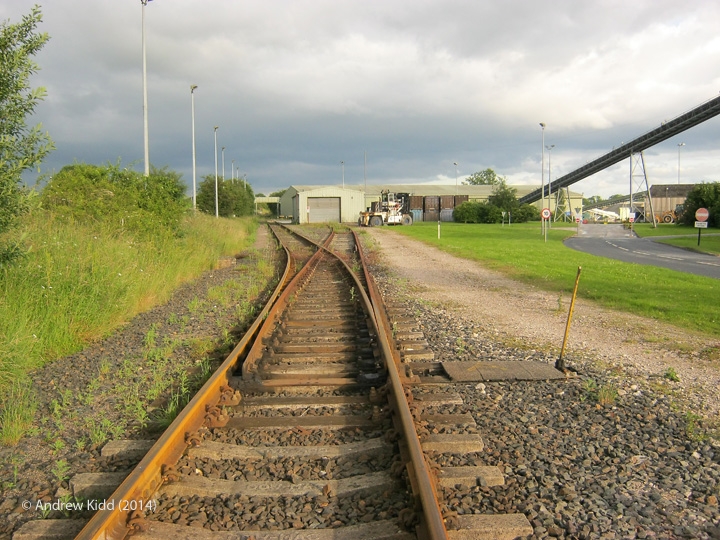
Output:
[{"xmin": 279, "ymin": 184, "xmax": 584, "ymax": 224}]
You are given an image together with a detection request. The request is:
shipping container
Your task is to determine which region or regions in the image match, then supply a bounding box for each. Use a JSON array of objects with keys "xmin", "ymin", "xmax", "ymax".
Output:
[
  {"xmin": 411, "ymin": 209, "xmax": 423, "ymax": 222},
  {"xmin": 424, "ymin": 210, "xmax": 439, "ymax": 222},
  {"xmin": 424, "ymin": 196, "xmax": 440, "ymax": 211},
  {"xmin": 454, "ymin": 195, "xmax": 469, "ymax": 207},
  {"xmin": 440, "ymin": 209, "xmax": 454, "ymax": 222},
  {"xmin": 409, "ymin": 195, "xmax": 424, "ymax": 210},
  {"xmin": 440, "ymin": 195, "xmax": 455, "ymax": 210}
]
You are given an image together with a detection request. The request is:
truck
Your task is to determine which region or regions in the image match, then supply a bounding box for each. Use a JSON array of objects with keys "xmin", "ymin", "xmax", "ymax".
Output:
[{"xmin": 358, "ymin": 190, "xmax": 413, "ymax": 227}]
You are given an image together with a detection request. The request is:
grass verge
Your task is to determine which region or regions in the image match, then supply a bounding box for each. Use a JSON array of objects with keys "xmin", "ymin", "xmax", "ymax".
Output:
[
  {"xmin": 389, "ymin": 222, "xmax": 720, "ymax": 338},
  {"xmin": 0, "ymin": 212, "xmax": 257, "ymax": 445}
]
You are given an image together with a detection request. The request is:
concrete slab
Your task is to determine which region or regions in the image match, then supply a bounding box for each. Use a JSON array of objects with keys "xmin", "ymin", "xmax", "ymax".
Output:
[
  {"xmin": 100, "ymin": 439, "xmax": 154, "ymax": 460},
  {"xmin": 160, "ymin": 470, "xmax": 398, "ymax": 499},
  {"xmin": 131, "ymin": 519, "xmax": 415, "ymax": 540},
  {"xmin": 447, "ymin": 513, "xmax": 534, "ymax": 540},
  {"xmin": 421, "ymin": 434, "xmax": 484, "ymax": 454},
  {"xmin": 70, "ymin": 472, "xmax": 128, "ymax": 500},
  {"xmin": 437, "ymin": 466, "xmax": 504, "ymax": 487},
  {"xmin": 442, "ymin": 361, "xmax": 565, "ymax": 382}
]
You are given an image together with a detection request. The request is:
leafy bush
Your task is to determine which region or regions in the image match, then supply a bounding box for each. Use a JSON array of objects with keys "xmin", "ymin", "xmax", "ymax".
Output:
[
  {"xmin": 41, "ymin": 163, "xmax": 189, "ymax": 237},
  {"xmin": 681, "ymin": 181, "xmax": 719, "ymax": 227}
]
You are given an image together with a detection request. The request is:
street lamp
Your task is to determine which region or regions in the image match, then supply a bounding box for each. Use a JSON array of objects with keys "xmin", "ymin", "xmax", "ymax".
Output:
[
  {"xmin": 677, "ymin": 142, "xmax": 685, "ymax": 184},
  {"xmin": 141, "ymin": 0, "xmax": 152, "ymax": 177},
  {"xmin": 453, "ymin": 162, "xmax": 458, "ymax": 195},
  {"xmin": 546, "ymin": 144, "xmax": 555, "ymax": 222},
  {"xmin": 214, "ymin": 126, "xmax": 219, "ymax": 218},
  {"xmin": 540, "ymin": 122, "xmax": 546, "ymax": 233},
  {"xmin": 221, "ymin": 147, "xmax": 226, "ymax": 180},
  {"xmin": 231, "ymin": 160, "xmax": 235, "ymax": 182},
  {"xmin": 340, "ymin": 161, "xmax": 345, "ymax": 189},
  {"xmin": 190, "ymin": 85, "xmax": 197, "ymax": 210}
]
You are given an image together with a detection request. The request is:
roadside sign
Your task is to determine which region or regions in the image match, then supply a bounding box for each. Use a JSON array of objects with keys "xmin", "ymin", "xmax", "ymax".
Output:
[
  {"xmin": 576, "ymin": 218, "xmax": 581, "ymax": 223},
  {"xmin": 696, "ymin": 207, "xmax": 709, "ymax": 222},
  {"xmin": 629, "ymin": 217, "xmax": 635, "ymax": 223},
  {"xmin": 541, "ymin": 208, "xmax": 551, "ymax": 220},
  {"xmin": 695, "ymin": 221, "xmax": 709, "ymax": 228}
]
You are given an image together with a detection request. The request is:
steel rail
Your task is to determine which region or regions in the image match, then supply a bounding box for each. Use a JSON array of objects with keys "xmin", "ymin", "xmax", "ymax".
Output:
[
  {"xmin": 275, "ymin": 225, "xmax": 447, "ymax": 538},
  {"xmin": 350, "ymin": 229, "xmax": 448, "ymax": 540},
  {"xmin": 74, "ymin": 226, "xmax": 329, "ymax": 540}
]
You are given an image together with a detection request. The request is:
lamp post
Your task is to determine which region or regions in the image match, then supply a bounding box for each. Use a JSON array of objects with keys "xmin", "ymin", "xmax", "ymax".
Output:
[
  {"xmin": 546, "ymin": 144, "xmax": 555, "ymax": 223},
  {"xmin": 540, "ymin": 122, "xmax": 546, "ymax": 234},
  {"xmin": 453, "ymin": 162, "xmax": 458, "ymax": 195},
  {"xmin": 340, "ymin": 161, "xmax": 345, "ymax": 189},
  {"xmin": 141, "ymin": 0, "xmax": 152, "ymax": 176},
  {"xmin": 190, "ymin": 84, "xmax": 197, "ymax": 210},
  {"xmin": 677, "ymin": 142, "xmax": 685, "ymax": 184},
  {"xmin": 221, "ymin": 147, "xmax": 226, "ymax": 180},
  {"xmin": 214, "ymin": 126, "xmax": 219, "ymax": 218},
  {"xmin": 231, "ymin": 160, "xmax": 235, "ymax": 182}
]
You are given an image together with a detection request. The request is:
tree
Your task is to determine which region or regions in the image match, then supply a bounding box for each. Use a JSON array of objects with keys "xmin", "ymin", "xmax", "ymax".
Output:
[
  {"xmin": 197, "ymin": 176, "xmax": 255, "ymax": 218},
  {"xmin": 487, "ymin": 179, "xmax": 519, "ymax": 213},
  {"xmin": 0, "ymin": 6, "xmax": 53, "ymax": 264},
  {"xmin": 463, "ymin": 168, "xmax": 503, "ymax": 186},
  {"xmin": 680, "ymin": 181, "xmax": 720, "ymax": 227}
]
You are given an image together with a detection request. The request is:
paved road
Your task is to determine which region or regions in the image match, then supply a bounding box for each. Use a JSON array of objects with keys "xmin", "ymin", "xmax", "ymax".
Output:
[{"xmin": 564, "ymin": 224, "xmax": 720, "ymax": 279}]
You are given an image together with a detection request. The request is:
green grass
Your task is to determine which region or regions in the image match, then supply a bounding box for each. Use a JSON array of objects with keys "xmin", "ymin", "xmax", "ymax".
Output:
[
  {"xmin": 390, "ymin": 222, "xmax": 720, "ymax": 337},
  {"xmin": 0, "ymin": 211, "xmax": 258, "ymax": 445},
  {"xmin": 632, "ymin": 222, "xmax": 720, "ymax": 255}
]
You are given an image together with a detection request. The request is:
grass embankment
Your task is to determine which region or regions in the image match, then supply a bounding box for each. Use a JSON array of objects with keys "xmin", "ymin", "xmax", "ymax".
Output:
[
  {"xmin": 391, "ymin": 222, "xmax": 720, "ymax": 338},
  {"xmin": 0, "ymin": 212, "xmax": 258, "ymax": 444},
  {"xmin": 632, "ymin": 222, "xmax": 720, "ymax": 255}
]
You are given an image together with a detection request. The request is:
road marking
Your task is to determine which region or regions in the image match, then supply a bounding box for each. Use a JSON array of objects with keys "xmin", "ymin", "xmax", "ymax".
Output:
[
  {"xmin": 698, "ymin": 261, "xmax": 720, "ymax": 267},
  {"xmin": 656, "ymin": 255, "xmax": 685, "ymax": 261},
  {"xmin": 617, "ymin": 246, "xmax": 629, "ymax": 251}
]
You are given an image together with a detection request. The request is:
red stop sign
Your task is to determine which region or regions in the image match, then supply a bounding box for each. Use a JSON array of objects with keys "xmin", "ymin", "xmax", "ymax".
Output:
[{"xmin": 696, "ymin": 207, "xmax": 709, "ymax": 222}]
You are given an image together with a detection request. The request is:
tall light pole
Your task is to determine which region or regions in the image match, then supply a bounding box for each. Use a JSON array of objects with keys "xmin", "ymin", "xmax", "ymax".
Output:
[
  {"xmin": 546, "ymin": 144, "xmax": 555, "ymax": 221},
  {"xmin": 453, "ymin": 162, "xmax": 458, "ymax": 195},
  {"xmin": 221, "ymin": 147, "xmax": 226, "ymax": 180},
  {"xmin": 540, "ymin": 123, "xmax": 546, "ymax": 233},
  {"xmin": 340, "ymin": 161, "xmax": 345, "ymax": 189},
  {"xmin": 214, "ymin": 126, "xmax": 219, "ymax": 218},
  {"xmin": 141, "ymin": 0, "xmax": 152, "ymax": 177},
  {"xmin": 231, "ymin": 160, "xmax": 235, "ymax": 182},
  {"xmin": 190, "ymin": 84, "xmax": 197, "ymax": 210},
  {"xmin": 677, "ymin": 142, "xmax": 685, "ymax": 184}
]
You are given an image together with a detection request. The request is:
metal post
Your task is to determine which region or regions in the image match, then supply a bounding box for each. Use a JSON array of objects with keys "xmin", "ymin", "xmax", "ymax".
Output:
[
  {"xmin": 453, "ymin": 162, "xmax": 458, "ymax": 196},
  {"xmin": 214, "ymin": 126, "xmax": 219, "ymax": 218},
  {"xmin": 540, "ymin": 123, "xmax": 546, "ymax": 235},
  {"xmin": 222, "ymin": 147, "xmax": 225, "ymax": 181},
  {"xmin": 141, "ymin": 0, "xmax": 150, "ymax": 176},
  {"xmin": 557, "ymin": 266, "xmax": 582, "ymax": 371},
  {"xmin": 677, "ymin": 142, "xmax": 685, "ymax": 184},
  {"xmin": 190, "ymin": 85, "xmax": 197, "ymax": 210}
]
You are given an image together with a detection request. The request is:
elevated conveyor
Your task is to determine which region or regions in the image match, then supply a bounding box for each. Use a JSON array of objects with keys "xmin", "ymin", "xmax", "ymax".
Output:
[{"xmin": 520, "ymin": 95, "xmax": 720, "ymax": 204}]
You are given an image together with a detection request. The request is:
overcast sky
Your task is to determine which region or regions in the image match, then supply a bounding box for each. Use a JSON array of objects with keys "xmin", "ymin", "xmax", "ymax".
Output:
[{"xmin": 5, "ymin": 0, "xmax": 720, "ymax": 198}]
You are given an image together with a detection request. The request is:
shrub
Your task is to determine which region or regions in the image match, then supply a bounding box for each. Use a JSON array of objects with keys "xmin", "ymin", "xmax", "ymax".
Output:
[{"xmin": 41, "ymin": 163, "xmax": 190, "ymax": 237}]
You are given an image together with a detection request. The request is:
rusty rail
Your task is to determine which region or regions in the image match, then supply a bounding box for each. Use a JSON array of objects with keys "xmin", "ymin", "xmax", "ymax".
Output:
[
  {"xmin": 351, "ymin": 229, "xmax": 448, "ymax": 540},
  {"xmin": 74, "ymin": 225, "xmax": 327, "ymax": 540}
]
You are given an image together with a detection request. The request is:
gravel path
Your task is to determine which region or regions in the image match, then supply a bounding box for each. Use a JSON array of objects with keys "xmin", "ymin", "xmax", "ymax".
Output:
[{"xmin": 363, "ymin": 226, "xmax": 720, "ymax": 539}]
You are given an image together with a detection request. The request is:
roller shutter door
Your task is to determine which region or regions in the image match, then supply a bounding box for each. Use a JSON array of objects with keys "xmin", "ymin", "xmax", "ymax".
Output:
[{"xmin": 308, "ymin": 197, "xmax": 340, "ymax": 223}]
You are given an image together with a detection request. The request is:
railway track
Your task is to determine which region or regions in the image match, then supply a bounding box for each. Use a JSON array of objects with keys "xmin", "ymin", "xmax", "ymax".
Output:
[{"xmin": 68, "ymin": 224, "xmax": 532, "ymax": 540}]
